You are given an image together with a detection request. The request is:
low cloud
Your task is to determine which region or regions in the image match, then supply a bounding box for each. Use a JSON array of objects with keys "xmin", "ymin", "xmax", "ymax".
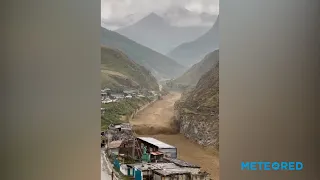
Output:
[{"xmin": 101, "ymin": 0, "xmax": 219, "ymax": 29}]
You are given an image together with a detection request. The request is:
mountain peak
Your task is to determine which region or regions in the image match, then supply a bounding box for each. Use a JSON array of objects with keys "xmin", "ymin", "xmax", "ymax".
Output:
[
  {"xmin": 141, "ymin": 12, "xmax": 164, "ymax": 23},
  {"xmin": 208, "ymin": 15, "xmax": 219, "ymax": 30}
]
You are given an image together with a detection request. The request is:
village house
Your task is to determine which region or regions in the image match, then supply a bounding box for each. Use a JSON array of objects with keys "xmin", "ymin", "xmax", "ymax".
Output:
[
  {"xmin": 104, "ymin": 133, "xmax": 211, "ymax": 180},
  {"xmin": 153, "ymin": 168, "xmax": 192, "ymax": 180},
  {"xmin": 124, "ymin": 89, "xmax": 139, "ymax": 95},
  {"xmin": 101, "ymin": 108, "xmax": 106, "ymax": 114},
  {"xmin": 137, "ymin": 137, "xmax": 177, "ymax": 159},
  {"xmin": 101, "ymin": 92, "xmax": 107, "ymax": 99},
  {"xmin": 150, "ymin": 151, "xmax": 164, "ymax": 163},
  {"xmin": 125, "ymin": 163, "xmax": 179, "ymax": 179},
  {"xmin": 109, "ymin": 123, "xmax": 132, "ymax": 131},
  {"xmin": 102, "ymin": 88, "xmax": 111, "ymax": 92},
  {"xmin": 123, "ymin": 162, "xmax": 208, "ymax": 180},
  {"xmin": 101, "ymin": 98, "xmax": 113, "ymax": 104},
  {"xmin": 137, "ymin": 94, "xmax": 146, "ymax": 98},
  {"xmin": 101, "ymin": 88, "xmax": 111, "ymax": 97},
  {"xmin": 107, "ymin": 140, "xmax": 123, "ymax": 155},
  {"xmin": 101, "ymin": 132, "xmax": 107, "ymax": 148},
  {"xmin": 163, "ymin": 158, "xmax": 201, "ymax": 174},
  {"xmin": 125, "ymin": 94, "xmax": 133, "ymax": 99},
  {"xmin": 110, "ymin": 93, "xmax": 125, "ymax": 100},
  {"xmin": 152, "ymin": 169, "xmax": 211, "ymax": 180}
]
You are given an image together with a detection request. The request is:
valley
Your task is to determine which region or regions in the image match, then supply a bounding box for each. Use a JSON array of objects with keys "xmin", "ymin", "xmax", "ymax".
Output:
[
  {"xmin": 100, "ymin": 6, "xmax": 220, "ymax": 180},
  {"xmin": 130, "ymin": 92, "xmax": 219, "ymax": 180}
]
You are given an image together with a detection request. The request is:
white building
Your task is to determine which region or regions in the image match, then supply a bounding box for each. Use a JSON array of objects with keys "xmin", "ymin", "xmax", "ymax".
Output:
[{"xmin": 125, "ymin": 95, "xmax": 133, "ymax": 99}]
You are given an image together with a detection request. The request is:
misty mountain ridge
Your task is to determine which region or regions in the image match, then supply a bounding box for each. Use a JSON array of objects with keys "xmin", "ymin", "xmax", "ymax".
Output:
[
  {"xmin": 101, "ymin": 27, "xmax": 186, "ymax": 80},
  {"xmin": 101, "ymin": 46, "xmax": 159, "ymax": 91},
  {"xmin": 101, "ymin": 7, "xmax": 217, "ymax": 30},
  {"xmin": 116, "ymin": 12, "xmax": 215, "ymax": 54},
  {"xmin": 168, "ymin": 15, "xmax": 219, "ymax": 67},
  {"xmin": 172, "ymin": 50, "xmax": 219, "ymax": 86}
]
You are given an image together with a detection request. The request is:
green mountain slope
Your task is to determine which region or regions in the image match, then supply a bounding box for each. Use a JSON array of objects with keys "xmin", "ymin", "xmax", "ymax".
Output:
[
  {"xmin": 101, "ymin": 46, "xmax": 159, "ymax": 91},
  {"xmin": 174, "ymin": 61, "xmax": 219, "ymax": 149},
  {"xmin": 101, "ymin": 27, "xmax": 186, "ymax": 80},
  {"xmin": 168, "ymin": 16, "xmax": 219, "ymax": 67},
  {"xmin": 172, "ymin": 50, "xmax": 219, "ymax": 86}
]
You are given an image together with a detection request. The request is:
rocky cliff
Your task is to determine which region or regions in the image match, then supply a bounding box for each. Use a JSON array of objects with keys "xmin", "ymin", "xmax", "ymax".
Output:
[{"xmin": 174, "ymin": 61, "xmax": 219, "ymax": 149}]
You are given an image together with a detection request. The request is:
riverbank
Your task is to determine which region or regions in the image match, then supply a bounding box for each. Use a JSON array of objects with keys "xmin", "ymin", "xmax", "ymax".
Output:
[
  {"xmin": 101, "ymin": 97, "xmax": 154, "ymax": 130},
  {"xmin": 129, "ymin": 92, "xmax": 220, "ymax": 180},
  {"xmin": 130, "ymin": 92, "xmax": 181, "ymax": 135}
]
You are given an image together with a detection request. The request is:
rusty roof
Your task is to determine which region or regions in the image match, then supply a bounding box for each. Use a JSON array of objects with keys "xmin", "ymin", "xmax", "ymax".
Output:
[{"xmin": 150, "ymin": 151, "xmax": 163, "ymax": 156}]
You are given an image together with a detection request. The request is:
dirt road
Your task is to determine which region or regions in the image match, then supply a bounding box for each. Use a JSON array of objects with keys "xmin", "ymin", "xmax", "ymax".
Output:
[{"xmin": 130, "ymin": 92, "xmax": 219, "ymax": 180}]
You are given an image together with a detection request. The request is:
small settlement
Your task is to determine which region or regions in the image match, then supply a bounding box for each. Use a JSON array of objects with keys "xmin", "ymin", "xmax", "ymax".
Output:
[
  {"xmin": 101, "ymin": 87, "xmax": 159, "ymax": 102},
  {"xmin": 101, "ymin": 87, "xmax": 162, "ymax": 115},
  {"xmin": 101, "ymin": 123, "xmax": 211, "ymax": 180}
]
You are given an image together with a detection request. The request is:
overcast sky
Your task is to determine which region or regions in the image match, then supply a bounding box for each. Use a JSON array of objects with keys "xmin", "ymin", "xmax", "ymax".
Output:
[{"xmin": 101, "ymin": 0, "xmax": 219, "ymax": 30}]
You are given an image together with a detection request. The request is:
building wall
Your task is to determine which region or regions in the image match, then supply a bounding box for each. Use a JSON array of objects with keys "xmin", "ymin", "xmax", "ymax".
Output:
[
  {"xmin": 120, "ymin": 164, "xmax": 128, "ymax": 175},
  {"xmin": 153, "ymin": 174, "xmax": 162, "ymax": 180},
  {"xmin": 108, "ymin": 148, "xmax": 119, "ymax": 155},
  {"xmin": 158, "ymin": 148, "xmax": 177, "ymax": 159},
  {"xmin": 127, "ymin": 167, "xmax": 134, "ymax": 176},
  {"xmin": 191, "ymin": 174, "xmax": 210, "ymax": 180},
  {"xmin": 154, "ymin": 173, "xmax": 208, "ymax": 180},
  {"xmin": 164, "ymin": 174, "xmax": 187, "ymax": 180},
  {"xmin": 154, "ymin": 174, "xmax": 192, "ymax": 180},
  {"xmin": 181, "ymin": 168, "xmax": 200, "ymax": 175}
]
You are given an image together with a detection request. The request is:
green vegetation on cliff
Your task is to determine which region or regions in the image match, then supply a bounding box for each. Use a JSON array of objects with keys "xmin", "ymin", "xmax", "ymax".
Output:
[
  {"xmin": 101, "ymin": 46, "xmax": 159, "ymax": 91},
  {"xmin": 101, "ymin": 97, "xmax": 152, "ymax": 130},
  {"xmin": 101, "ymin": 27, "xmax": 186, "ymax": 79},
  {"xmin": 172, "ymin": 50, "xmax": 219, "ymax": 86},
  {"xmin": 174, "ymin": 56, "xmax": 219, "ymax": 149}
]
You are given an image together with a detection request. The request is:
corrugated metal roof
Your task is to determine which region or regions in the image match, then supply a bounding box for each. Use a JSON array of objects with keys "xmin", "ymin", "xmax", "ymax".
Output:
[
  {"xmin": 154, "ymin": 168, "xmax": 191, "ymax": 176},
  {"xmin": 137, "ymin": 137, "xmax": 175, "ymax": 149},
  {"xmin": 126, "ymin": 163, "xmax": 178, "ymax": 171},
  {"xmin": 164, "ymin": 157, "xmax": 200, "ymax": 168}
]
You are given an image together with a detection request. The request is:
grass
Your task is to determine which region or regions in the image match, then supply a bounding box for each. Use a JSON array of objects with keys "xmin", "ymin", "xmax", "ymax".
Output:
[
  {"xmin": 101, "ymin": 27, "xmax": 186, "ymax": 79},
  {"xmin": 101, "ymin": 46, "xmax": 159, "ymax": 91},
  {"xmin": 101, "ymin": 97, "xmax": 153, "ymax": 131}
]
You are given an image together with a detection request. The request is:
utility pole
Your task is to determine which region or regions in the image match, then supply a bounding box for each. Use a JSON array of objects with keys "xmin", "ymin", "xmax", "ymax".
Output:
[{"xmin": 111, "ymin": 170, "xmax": 114, "ymax": 180}]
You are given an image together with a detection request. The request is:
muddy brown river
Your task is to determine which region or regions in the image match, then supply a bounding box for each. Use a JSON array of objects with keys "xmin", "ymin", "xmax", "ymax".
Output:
[{"xmin": 130, "ymin": 92, "xmax": 219, "ymax": 180}]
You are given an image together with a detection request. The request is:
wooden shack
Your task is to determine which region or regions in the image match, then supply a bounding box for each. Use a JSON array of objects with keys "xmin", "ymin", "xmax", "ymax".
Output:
[
  {"xmin": 107, "ymin": 140, "xmax": 123, "ymax": 155},
  {"xmin": 137, "ymin": 137, "xmax": 177, "ymax": 159}
]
